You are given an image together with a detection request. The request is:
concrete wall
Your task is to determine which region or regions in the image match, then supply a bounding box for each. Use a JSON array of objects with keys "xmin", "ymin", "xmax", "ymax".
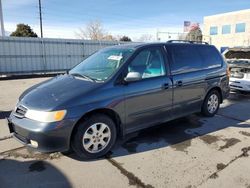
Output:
[
  {"xmin": 204, "ymin": 9, "xmax": 250, "ymax": 50},
  {"xmin": 0, "ymin": 37, "xmax": 125, "ymax": 75}
]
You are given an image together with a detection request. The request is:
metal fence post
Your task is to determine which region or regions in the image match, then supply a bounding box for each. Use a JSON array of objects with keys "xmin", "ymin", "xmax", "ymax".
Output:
[{"xmin": 41, "ymin": 38, "xmax": 47, "ymax": 74}]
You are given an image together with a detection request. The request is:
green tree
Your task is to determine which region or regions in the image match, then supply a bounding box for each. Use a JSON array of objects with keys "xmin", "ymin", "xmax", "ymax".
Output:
[
  {"xmin": 10, "ymin": 24, "xmax": 38, "ymax": 37},
  {"xmin": 186, "ymin": 26, "xmax": 202, "ymax": 42},
  {"xmin": 120, "ymin": 36, "xmax": 132, "ymax": 42}
]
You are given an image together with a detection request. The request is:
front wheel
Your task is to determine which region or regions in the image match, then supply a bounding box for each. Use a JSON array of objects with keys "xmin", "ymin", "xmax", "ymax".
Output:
[
  {"xmin": 201, "ymin": 90, "xmax": 221, "ymax": 117},
  {"xmin": 71, "ymin": 114, "xmax": 117, "ymax": 159}
]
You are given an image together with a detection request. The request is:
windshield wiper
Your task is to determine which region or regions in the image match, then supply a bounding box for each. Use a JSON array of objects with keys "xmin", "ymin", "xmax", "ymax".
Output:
[{"xmin": 70, "ymin": 73, "xmax": 95, "ymax": 82}]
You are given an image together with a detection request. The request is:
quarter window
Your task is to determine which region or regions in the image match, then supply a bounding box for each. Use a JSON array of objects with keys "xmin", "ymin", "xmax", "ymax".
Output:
[
  {"xmin": 210, "ymin": 26, "xmax": 218, "ymax": 35},
  {"xmin": 235, "ymin": 23, "xmax": 246, "ymax": 33},
  {"xmin": 128, "ymin": 48, "xmax": 165, "ymax": 79}
]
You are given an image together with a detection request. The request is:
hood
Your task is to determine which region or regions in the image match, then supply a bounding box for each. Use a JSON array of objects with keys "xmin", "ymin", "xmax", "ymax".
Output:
[
  {"xmin": 223, "ymin": 47, "xmax": 250, "ymax": 59},
  {"xmin": 19, "ymin": 74, "xmax": 100, "ymax": 111},
  {"xmin": 223, "ymin": 47, "xmax": 250, "ymax": 68}
]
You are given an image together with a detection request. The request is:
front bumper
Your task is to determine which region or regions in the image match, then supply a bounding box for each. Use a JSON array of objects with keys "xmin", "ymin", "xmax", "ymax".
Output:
[
  {"xmin": 7, "ymin": 112, "xmax": 77, "ymax": 153},
  {"xmin": 230, "ymin": 78, "xmax": 250, "ymax": 91}
]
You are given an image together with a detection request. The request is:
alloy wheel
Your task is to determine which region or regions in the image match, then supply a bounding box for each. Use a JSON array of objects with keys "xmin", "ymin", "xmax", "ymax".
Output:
[
  {"xmin": 82, "ymin": 123, "xmax": 111, "ymax": 153},
  {"xmin": 207, "ymin": 94, "xmax": 219, "ymax": 114}
]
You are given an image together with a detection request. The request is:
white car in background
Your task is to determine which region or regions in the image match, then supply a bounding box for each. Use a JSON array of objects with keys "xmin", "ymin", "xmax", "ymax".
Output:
[{"xmin": 223, "ymin": 48, "xmax": 250, "ymax": 92}]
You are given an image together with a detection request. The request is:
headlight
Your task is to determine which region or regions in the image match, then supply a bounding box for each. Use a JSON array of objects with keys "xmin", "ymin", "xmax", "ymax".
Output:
[{"xmin": 25, "ymin": 109, "xmax": 67, "ymax": 123}]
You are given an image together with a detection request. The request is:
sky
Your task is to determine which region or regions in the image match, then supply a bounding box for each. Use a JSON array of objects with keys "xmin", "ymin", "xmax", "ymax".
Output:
[{"xmin": 2, "ymin": 0, "xmax": 250, "ymax": 40}]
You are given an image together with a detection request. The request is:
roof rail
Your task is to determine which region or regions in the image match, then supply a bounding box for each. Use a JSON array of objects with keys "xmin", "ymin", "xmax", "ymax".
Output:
[{"xmin": 167, "ymin": 40, "xmax": 209, "ymax": 45}]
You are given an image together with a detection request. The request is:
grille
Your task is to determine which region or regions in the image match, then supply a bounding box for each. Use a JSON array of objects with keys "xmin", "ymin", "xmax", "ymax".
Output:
[
  {"xmin": 14, "ymin": 105, "xmax": 27, "ymax": 118},
  {"xmin": 230, "ymin": 81, "xmax": 241, "ymax": 84},
  {"xmin": 230, "ymin": 72, "xmax": 244, "ymax": 79},
  {"xmin": 230, "ymin": 84, "xmax": 243, "ymax": 89}
]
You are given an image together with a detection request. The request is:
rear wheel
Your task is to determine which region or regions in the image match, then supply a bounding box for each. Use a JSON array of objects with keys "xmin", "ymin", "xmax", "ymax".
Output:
[
  {"xmin": 72, "ymin": 114, "xmax": 117, "ymax": 159},
  {"xmin": 201, "ymin": 90, "xmax": 221, "ymax": 117}
]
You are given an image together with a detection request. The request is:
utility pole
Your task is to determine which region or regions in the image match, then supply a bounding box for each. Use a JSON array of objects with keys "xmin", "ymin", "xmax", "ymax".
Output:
[
  {"xmin": 0, "ymin": 0, "xmax": 5, "ymax": 37},
  {"xmin": 38, "ymin": 0, "xmax": 43, "ymax": 38},
  {"xmin": 38, "ymin": 0, "xmax": 46, "ymax": 73}
]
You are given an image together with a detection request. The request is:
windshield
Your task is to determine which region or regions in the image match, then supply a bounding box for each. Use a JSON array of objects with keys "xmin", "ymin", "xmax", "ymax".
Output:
[{"xmin": 69, "ymin": 47, "xmax": 134, "ymax": 81}]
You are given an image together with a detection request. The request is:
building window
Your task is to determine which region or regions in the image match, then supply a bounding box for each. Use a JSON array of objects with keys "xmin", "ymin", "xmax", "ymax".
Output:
[
  {"xmin": 210, "ymin": 26, "xmax": 218, "ymax": 35},
  {"xmin": 235, "ymin": 23, "xmax": 246, "ymax": 33},
  {"xmin": 222, "ymin": 25, "xmax": 231, "ymax": 34}
]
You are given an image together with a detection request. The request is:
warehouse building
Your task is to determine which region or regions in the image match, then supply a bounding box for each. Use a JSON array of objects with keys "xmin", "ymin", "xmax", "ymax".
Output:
[{"xmin": 203, "ymin": 9, "xmax": 250, "ymax": 51}]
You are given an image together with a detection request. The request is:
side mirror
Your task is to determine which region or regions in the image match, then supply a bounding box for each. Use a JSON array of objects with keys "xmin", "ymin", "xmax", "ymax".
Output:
[{"xmin": 124, "ymin": 72, "xmax": 142, "ymax": 82}]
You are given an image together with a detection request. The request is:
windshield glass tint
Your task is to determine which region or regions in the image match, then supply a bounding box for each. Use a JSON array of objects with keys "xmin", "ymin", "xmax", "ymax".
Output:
[{"xmin": 69, "ymin": 48, "xmax": 134, "ymax": 81}]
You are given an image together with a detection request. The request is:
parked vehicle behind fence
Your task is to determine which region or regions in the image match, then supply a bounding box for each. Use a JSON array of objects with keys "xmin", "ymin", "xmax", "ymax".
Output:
[
  {"xmin": 223, "ymin": 47, "xmax": 250, "ymax": 92},
  {"xmin": 8, "ymin": 41, "xmax": 230, "ymax": 159}
]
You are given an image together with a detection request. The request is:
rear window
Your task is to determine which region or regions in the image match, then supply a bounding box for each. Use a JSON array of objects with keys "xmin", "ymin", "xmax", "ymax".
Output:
[{"xmin": 169, "ymin": 45, "xmax": 222, "ymax": 74}]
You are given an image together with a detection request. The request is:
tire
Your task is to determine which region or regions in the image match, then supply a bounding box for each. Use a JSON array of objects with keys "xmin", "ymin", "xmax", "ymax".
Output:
[
  {"xmin": 71, "ymin": 114, "xmax": 117, "ymax": 160},
  {"xmin": 201, "ymin": 90, "xmax": 221, "ymax": 117}
]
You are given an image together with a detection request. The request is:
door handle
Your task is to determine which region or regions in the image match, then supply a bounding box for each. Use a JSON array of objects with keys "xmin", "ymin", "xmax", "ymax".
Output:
[
  {"xmin": 176, "ymin": 81, "xmax": 183, "ymax": 87},
  {"xmin": 162, "ymin": 83, "xmax": 169, "ymax": 90}
]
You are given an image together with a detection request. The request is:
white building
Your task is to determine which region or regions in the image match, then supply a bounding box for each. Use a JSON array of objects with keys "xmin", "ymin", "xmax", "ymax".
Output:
[{"xmin": 203, "ymin": 9, "xmax": 250, "ymax": 51}]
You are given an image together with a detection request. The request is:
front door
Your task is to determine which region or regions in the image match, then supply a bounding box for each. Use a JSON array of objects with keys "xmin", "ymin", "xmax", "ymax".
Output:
[{"xmin": 123, "ymin": 46, "xmax": 173, "ymax": 133}]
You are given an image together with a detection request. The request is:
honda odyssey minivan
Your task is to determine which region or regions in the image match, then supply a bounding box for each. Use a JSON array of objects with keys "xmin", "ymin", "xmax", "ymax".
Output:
[{"xmin": 8, "ymin": 41, "xmax": 230, "ymax": 159}]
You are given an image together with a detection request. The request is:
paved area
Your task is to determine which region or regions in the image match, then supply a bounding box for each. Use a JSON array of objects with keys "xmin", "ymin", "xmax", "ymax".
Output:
[{"xmin": 0, "ymin": 77, "xmax": 250, "ymax": 188}]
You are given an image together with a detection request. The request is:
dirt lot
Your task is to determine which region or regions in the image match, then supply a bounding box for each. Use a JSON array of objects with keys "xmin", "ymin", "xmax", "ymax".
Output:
[{"xmin": 0, "ymin": 77, "xmax": 250, "ymax": 188}]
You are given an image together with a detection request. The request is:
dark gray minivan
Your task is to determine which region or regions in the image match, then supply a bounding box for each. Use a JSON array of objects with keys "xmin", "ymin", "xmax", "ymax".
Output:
[{"xmin": 8, "ymin": 41, "xmax": 230, "ymax": 159}]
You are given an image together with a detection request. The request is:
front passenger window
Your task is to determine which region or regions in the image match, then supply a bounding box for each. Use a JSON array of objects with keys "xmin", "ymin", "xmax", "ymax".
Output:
[{"xmin": 128, "ymin": 48, "xmax": 165, "ymax": 79}]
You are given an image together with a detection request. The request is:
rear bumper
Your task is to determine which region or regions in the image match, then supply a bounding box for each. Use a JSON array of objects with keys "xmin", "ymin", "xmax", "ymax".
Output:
[
  {"xmin": 223, "ymin": 89, "xmax": 230, "ymax": 100},
  {"xmin": 221, "ymin": 76, "xmax": 230, "ymax": 101},
  {"xmin": 7, "ymin": 113, "xmax": 77, "ymax": 153}
]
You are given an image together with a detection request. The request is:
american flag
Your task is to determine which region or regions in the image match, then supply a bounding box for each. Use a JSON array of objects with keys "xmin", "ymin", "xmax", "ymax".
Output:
[
  {"xmin": 189, "ymin": 23, "xmax": 200, "ymax": 31},
  {"xmin": 184, "ymin": 21, "xmax": 191, "ymax": 32},
  {"xmin": 184, "ymin": 21, "xmax": 200, "ymax": 32}
]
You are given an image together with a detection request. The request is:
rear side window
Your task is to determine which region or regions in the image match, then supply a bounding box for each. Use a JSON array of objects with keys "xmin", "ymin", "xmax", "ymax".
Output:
[
  {"xmin": 197, "ymin": 46, "xmax": 222, "ymax": 69},
  {"xmin": 169, "ymin": 45, "xmax": 222, "ymax": 74},
  {"xmin": 169, "ymin": 45, "xmax": 202, "ymax": 74}
]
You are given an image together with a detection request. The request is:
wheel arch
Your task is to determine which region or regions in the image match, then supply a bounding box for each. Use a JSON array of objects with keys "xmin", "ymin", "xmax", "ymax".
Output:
[
  {"xmin": 69, "ymin": 108, "xmax": 123, "ymax": 147},
  {"xmin": 206, "ymin": 86, "xmax": 223, "ymax": 103}
]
